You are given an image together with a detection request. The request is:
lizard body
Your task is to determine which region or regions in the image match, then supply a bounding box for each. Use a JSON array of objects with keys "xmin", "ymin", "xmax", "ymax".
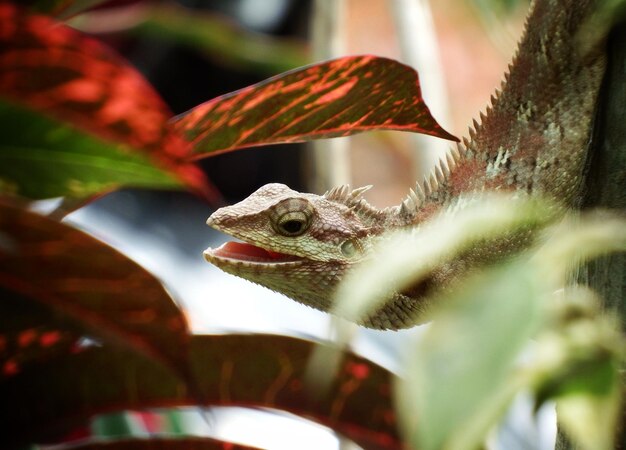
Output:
[{"xmin": 204, "ymin": 0, "xmax": 610, "ymax": 329}]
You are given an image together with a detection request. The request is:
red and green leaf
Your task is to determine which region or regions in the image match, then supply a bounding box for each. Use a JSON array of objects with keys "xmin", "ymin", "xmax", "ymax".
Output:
[
  {"xmin": 0, "ymin": 198, "xmax": 191, "ymax": 380},
  {"xmin": 68, "ymin": 437, "xmax": 262, "ymax": 450},
  {"xmin": 0, "ymin": 334, "xmax": 401, "ymax": 450},
  {"xmin": 0, "ymin": 3, "xmax": 211, "ymax": 200},
  {"xmin": 0, "ymin": 4, "xmax": 458, "ymax": 201},
  {"xmin": 0, "ymin": 100, "xmax": 185, "ymax": 199},
  {"xmin": 171, "ymin": 55, "xmax": 459, "ymax": 157}
]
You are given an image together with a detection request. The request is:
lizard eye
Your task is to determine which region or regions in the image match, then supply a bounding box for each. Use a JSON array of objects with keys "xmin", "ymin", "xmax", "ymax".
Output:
[
  {"xmin": 340, "ymin": 239, "xmax": 363, "ymax": 258},
  {"xmin": 340, "ymin": 240, "xmax": 357, "ymax": 257},
  {"xmin": 275, "ymin": 211, "xmax": 310, "ymax": 236},
  {"xmin": 270, "ymin": 198, "xmax": 314, "ymax": 237}
]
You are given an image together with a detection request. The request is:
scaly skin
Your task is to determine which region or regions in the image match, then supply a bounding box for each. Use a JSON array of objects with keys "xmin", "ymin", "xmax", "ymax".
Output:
[{"xmin": 204, "ymin": 0, "xmax": 609, "ymax": 330}]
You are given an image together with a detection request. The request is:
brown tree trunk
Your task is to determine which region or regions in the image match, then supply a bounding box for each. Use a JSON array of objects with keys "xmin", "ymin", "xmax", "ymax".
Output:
[{"xmin": 556, "ymin": 19, "xmax": 626, "ymax": 450}]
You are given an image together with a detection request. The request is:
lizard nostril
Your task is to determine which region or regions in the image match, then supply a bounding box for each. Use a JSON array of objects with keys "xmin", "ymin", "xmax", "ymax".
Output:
[{"xmin": 206, "ymin": 215, "xmax": 218, "ymax": 227}]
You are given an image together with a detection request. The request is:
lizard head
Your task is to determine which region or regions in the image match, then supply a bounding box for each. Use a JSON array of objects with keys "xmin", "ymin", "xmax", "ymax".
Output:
[{"xmin": 204, "ymin": 183, "xmax": 388, "ymax": 312}]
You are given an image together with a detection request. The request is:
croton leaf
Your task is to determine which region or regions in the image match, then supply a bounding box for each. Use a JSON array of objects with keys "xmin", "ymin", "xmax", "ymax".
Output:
[
  {"xmin": 0, "ymin": 334, "xmax": 401, "ymax": 450},
  {"xmin": 0, "ymin": 100, "xmax": 185, "ymax": 199},
  {"xmin": 69, "ymin": 437, "xmax": 262, "ymax": 450},
  {"xmin": 0, "ymin": 286, "xmax": 84, "ymax": 379},
  {"xmin": 171, "ymin": 55, "xmax": 459, "ymax": 156},
  {"xmin": 0, "ymin": 198, "xmax": 191, "ymax": 381},
  {"xmin": 0, "ymin": 3, "xmax": 211, "ymax": 199}
]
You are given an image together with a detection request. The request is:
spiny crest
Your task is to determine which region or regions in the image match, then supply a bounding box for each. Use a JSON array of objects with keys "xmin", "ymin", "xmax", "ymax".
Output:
[
  {"xmin": 323, "ymin": 184, "xmax": 389, "ymax": 226},
  {"xmin": 470, "ymin": 8, "xmax": 529, "ymax": 144},
  {"xmin": 465, "ymin": 82, "xmax": 501, "ymax": 152},
  {"xmin": 397, "ymin": 145, "xmax": 464, "ymax": 220},
  {"xmin": 323, "ymin": 184, "xmax": 372, "ymax": 206}
]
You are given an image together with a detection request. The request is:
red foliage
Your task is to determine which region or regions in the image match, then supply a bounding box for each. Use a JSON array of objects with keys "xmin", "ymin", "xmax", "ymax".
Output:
[
  {"xmin": 0, "ymin": 198, "xmax": 192, "ymax": 380},
  {"xmin": 0, "ymin": 3, "xmax": 210, "ymax": 196},
  {"xmin": 172, "ymin": 55, "xmax": 458, "ymax": 156}
]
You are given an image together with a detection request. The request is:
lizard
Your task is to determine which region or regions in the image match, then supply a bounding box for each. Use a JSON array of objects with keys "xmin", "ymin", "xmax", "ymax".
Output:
[{"xmin": 203, "ymin": 0, "xmax": 611, "ymax": 330}]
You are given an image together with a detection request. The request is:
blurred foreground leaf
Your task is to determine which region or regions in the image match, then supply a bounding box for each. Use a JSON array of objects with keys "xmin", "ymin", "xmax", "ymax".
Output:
[
  {"xmin": 396, "ymin": 261, "xmax": 545, "ymax": 450},
  {"xmin": 70, "ymin": 437, "xmax": 262, "ymax": 450},
  {"xmin": 333, "ymin": 194, "xmax": 556, "ymax": 324},
  {"xmin": 0, "ymin": 286, "xmax": 83, "ymax": 378},
  {"xmin": 334, "ymin": 194, "xmax": 625, "ymax": 449},
  {"xmin": 529, "ymin": 288, "xmax": 624, "ymax": 450},
  {"xmin": 0, "ymin": 198, "xmax": 191, "ymax": 380},
  {"xmin": 556, "ymin": 377, "xmax": 622, "ymax": 450},
  {"xmin": 1, "ymin": 334, "xmax": 401, "ymax": 450}
]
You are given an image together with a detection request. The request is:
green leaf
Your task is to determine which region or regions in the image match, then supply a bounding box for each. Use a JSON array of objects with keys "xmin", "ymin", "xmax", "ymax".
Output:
[
  {"xmin": 0, "ymin": 100, "xmax": 183, "ymax": 199},
  {"xmin": 0, "ymin": 334, "xmax": 402, "ymax": 450},
  {"xmin": 395, "ymin": 261, "xmax": 545, "ymax": 450},
  {"xmin": 556, "ymin": 375, "xmax": 621, "ymax": 450},
  {"xmin": 92, "ymin": 412, "xmax": 140, "ymax": 438},
  {"xmin": 535, "ymin": 350, "xmax": 617, "ymax": 401},
  {"xmin": 0, "ymin": 198, "xmax": 191, "ymax": 380},
  {"xmin": 527, "ymin": 288, "xmax": 624, "ymax": 450},
  {"xmin": 547, "ymin": 337, "xmax": 622, "ymax": 450},
  {"xmin": 334, "ymin": 200, "xmax": 625, "ymax": 449},
  {"xmin": 171, "ymin": 55, "xmax": 459, "ymax": 156},
  {"xmin": 330, "ymin": 196, "xmax": 556, "ymax": 450},
  {"xmin": 128, "ymin": 4, "xmax": 309, "ymax": 75}
]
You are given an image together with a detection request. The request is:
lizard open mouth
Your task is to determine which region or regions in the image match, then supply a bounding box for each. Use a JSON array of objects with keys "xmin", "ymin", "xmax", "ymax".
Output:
[{"xmin": 204, "ymin": 241, "xmax": 304, "ymax": 265}]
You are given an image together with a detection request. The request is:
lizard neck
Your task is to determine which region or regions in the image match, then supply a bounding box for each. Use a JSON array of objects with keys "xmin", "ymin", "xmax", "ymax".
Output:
[{"xmin": 404, "ymin": 0, "xmax": 607, "ymax": 221}]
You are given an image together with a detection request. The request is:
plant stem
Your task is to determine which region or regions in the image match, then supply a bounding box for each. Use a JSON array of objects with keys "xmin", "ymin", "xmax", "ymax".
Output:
[
  {"xmin": 390, "ymin": 0, "xmax": 452, "ymax": 178},
  {"xmin": 309, "ymin": 0, "xmax": 351, "ymax": 192}
]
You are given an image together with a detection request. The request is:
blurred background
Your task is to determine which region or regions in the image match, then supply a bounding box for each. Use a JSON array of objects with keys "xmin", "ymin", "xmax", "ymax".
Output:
[{"xmin": 49, "ymin": 1, "xmax": 555, "ymax": 448}]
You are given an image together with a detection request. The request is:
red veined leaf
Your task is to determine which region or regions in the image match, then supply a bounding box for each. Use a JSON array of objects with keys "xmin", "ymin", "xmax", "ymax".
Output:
[
  {"xmin": 0, "ymin": 198, "xmax": 192, "ymax": 381},
  {"xmin": 0, "ymin": 3, "xmax": 212, "ymax": 199},
  {"xmin": 0, "ymin": 99, "xmax": 186, "ymax": 199},
  {"xmin": 67, "ymin": 437, "xmax": 262, "ymax": 450},
  {"xmin": 171, "ymin": 55, "xmax": 459, "ymax": 157},
  {"xmin": 0, "ymin": 286, "xmax": 83, "ymax": 378},
  {"xmin": 1, "ymin": 334, "xmax": 402, "ymax": 450}
]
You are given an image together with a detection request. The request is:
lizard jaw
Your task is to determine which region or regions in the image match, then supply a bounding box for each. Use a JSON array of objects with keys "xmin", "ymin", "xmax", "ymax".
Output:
[{"xmin": 203, "ymin": 241, "xmax": 306, "ymax": 268}]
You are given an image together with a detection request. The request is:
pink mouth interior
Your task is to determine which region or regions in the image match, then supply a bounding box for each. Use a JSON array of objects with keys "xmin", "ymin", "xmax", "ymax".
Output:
[{"xmin": 212, "ymin": 241, "xmax": 297, "ymax": 262}]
